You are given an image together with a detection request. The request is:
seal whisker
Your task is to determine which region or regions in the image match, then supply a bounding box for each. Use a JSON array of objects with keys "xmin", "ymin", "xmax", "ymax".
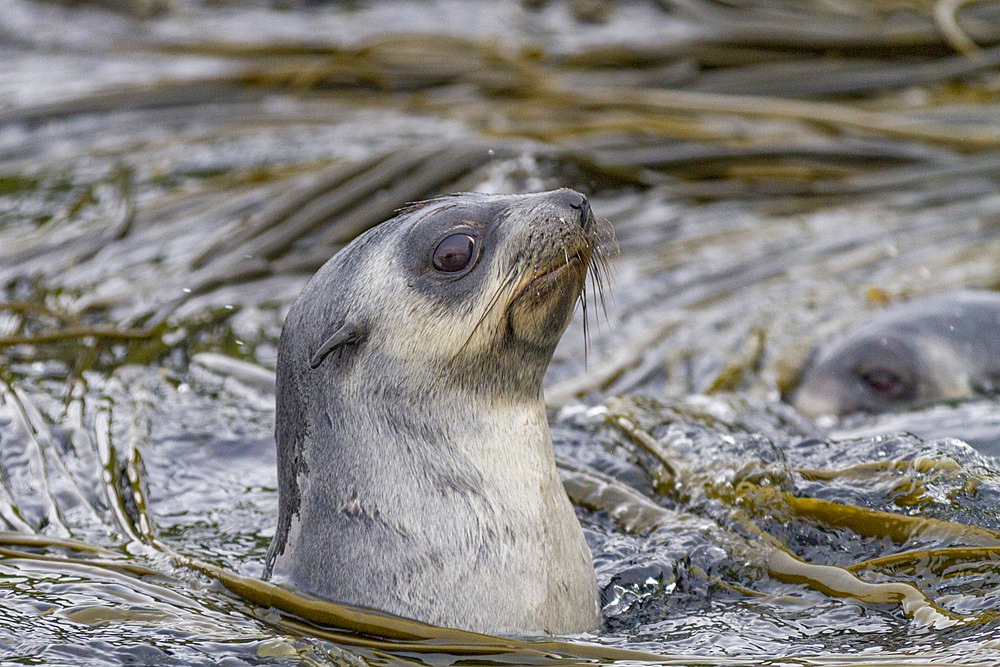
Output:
[
  {"xmin": 451, "ymin": 266, "xmax": 520, "ymax": 363},
  {"xmin": 596, "ymin": 215, "xmax": 619, "ymax": 256},
  {"xmin": 562, "ymin": 241, "xmax": 593, "ymax": 365},
  {"xmin": 581, "ymin": 280, "xmax": 590, "ymax": 366},
  {"xmin": 593, "ymin": 253, "xmax": 611, "ymax": 322},
  {"xmin": 587, "ymin": 268, "xmax": 600, "ymax": 339}
]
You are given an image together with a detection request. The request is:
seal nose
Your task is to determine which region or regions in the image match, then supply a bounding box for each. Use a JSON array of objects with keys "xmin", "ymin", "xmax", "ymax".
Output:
[
  {"xmin": 574, "ymin": 198, "xmax": 592, "ymax": 229},
  {"xmin": 559, "ymin": 190, "xmax": 591, "ymax": 229}
]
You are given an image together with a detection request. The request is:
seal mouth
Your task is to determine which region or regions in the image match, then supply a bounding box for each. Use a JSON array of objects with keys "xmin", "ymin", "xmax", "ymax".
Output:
[{"xmin": 510, "ymin": 247, "xmax": 591, "ymax": 304}]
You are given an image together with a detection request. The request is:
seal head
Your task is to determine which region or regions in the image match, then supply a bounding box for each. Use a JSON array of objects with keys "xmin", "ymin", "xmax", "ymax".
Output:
[
  {"xmin": 266, "ymin": 189, "xmax": 608, "ymax": 635},
  {"xmin": 791, "ymin": 290, "xmax": 1000, "ymax": 418}
]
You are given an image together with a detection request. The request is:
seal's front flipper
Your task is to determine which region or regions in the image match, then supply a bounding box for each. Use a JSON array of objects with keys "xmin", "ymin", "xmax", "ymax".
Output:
[{"xmin": 310, "ymin": 321, "xmax": 365, "ymax": 369}]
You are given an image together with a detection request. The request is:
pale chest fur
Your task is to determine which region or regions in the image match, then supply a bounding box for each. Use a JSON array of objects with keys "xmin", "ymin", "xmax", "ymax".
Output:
[{"xmin": 278, "ymin": 401, "xmax": 599, "ymax": 634}]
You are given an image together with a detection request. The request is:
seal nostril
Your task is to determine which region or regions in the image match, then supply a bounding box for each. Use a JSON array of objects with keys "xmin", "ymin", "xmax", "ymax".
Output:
[
  {"xmin": 567, "ymin": 194, "xmax": 591, "ymax": 229},
  {"xmin": 578, "ymin": 199, "xmax": 591, "ymax": 229}
]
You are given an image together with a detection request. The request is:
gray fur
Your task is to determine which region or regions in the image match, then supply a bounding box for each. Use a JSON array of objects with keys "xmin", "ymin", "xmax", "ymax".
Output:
[
  {"xmin": 792, "ymin": 290, "xmax": 1000, "ymax": 418},
  {"xmin": 265, "ymin": 190, "xmax": 603, "ymax": 635}
]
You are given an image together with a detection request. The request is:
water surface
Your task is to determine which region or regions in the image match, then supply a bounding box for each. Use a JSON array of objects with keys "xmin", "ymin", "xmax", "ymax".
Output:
[{"xmin": 3, "ymin": 1, "xmax": 1000, "ymax": 664}]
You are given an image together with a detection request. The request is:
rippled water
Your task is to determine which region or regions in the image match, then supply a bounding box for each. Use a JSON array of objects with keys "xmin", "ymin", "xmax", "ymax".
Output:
[{"xmin": 3, "ymin": 1, "xmax": 1000, "ymax": 664}]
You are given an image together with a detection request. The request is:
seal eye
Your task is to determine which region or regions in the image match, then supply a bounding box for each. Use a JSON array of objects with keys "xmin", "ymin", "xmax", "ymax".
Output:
[
  {"xmin": 859, "ymin": 368, "xmax": 907, "ymax": 398},
  {"xmin": 432, "ymin": 234, "xmax": 476, "ymax": 273}
]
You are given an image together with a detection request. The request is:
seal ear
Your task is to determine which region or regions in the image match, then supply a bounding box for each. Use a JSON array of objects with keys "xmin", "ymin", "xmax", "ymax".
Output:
[{"xmin": 310, "ymin": 320, "xmax": 365, "ymax": 369}]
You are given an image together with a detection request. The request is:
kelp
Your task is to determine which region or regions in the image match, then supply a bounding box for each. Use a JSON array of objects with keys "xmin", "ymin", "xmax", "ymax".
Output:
[
  {"xmin": 3, "ymin": 1, "xmax": 1000, "ymax": 662},
  {"xmin": 0, "ymin": 372, "xmax": 677, "ymax": 664},
  {"xmin": 601, "ymin": 402, "xmax": 1000, "ymax": 628}
]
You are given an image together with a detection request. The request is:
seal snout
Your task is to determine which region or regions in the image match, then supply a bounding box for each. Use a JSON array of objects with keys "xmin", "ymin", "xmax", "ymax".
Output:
[
  {"xmin": 556, "ymin": 188, "xmax": 593, "ymax": 229},
  {"xmin": 568, "ymin": 196, "xmax": 592, "ymax": 230}
]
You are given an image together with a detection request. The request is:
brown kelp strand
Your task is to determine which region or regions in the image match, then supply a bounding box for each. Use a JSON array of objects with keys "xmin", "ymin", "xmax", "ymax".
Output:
[
  {"xmin": 176, "ymin": 555, "xmax": 679, "ymax": 665},
  {"xmin": 731, "ymin": 484, "xmax": 1000, "ymax": 547},
  {"xmin": 598, "ymin": 403, "xmax": 1000, "ymax": 621},
  {"xmin": 604, "ymin": 404, "xmax": 999, "ymax": 550},
  {"xmin": 78, "ymin": 377, "xmax": 684, "ymax": 663},
  {"xmin": 93, "ymin": 391, "xmax": 148, "ymax": 546},
  {"xmin": 797, "ymin": 456, "xmax": 966, "ymax": 481},
  {"xmin": 189, "ymin": 152, "xmax": 391, "ymax": 269},
  {"xmin": 0, "ymin": 79, "xmax": 267, "ymax": 128},
  {"xmin": 603, "ymin": 407, "xmax": 683, "ymax": 485},
  {"xmin": 559, "ymin": 459, "xmax": 971, "ymax": 629},
  {"xmin": 314, "ymin": 144, "xmax": 500, "ymax": 247},
  {"xmin": 556, "ymin": 87, "xmax": 1000, "ymax": 151},
  {"xmin": 0, "ymin": 545, "xmax": 162, "ymax": 578},
  {"xmin": 685, "ymin": 3, "xmax": 1000, "ymax": 55},
  {"xmin": 216, "ymin": 33, "xmax": 540, "ymax": 94},
  {"xmin": 0, "ymin": 325, "xmax": 163, "ymax": 347},
  {"xmin": 183, "ymin": 143, "xmax": 499, "ymax": 301},
  {"xmin": 704, "ymin": 327, "xmax": 767, "ymax": 395},
  {"xmin": 0, "ymin": 519, "xmax": 675, "ymax": 662},
  {"xmin": 148, "ymin": 6, "xmax": 1000, "ymax": 66},
  {"xmin": 117, "ymin": 379, "xmax": 157, "ymax": 544},
  {"xmin": 759, "ymin": 540, "xmax": 963, "ymax": 629},
  {"xmin": 6, "ymin": 30, "xmax": 1000, "ymax": 167},
  {"xmin": 689, "ymin": 45, "xmax": 1000, "ymax": 98},
  {"xmin": 0, "ymin": 300, "xmax": 76, "ymax": 323},
  {"xmin": 560, "ymin": 463, "xmax": 688, "ymax": 535},
  {"xmin": 269, "ymin": 144, "xmax": 465, "ymax": 250},
  {"xmin": 0, "ymin": 534, "xmax": 257, "ymax": 635},
  {"xmin": 850, "ymin": 545, "xmax": 1000, "ymax": 574},
  {"xmin": 0, "ymin": 531, "xmax": 120, "ymax": 556},
  {"xmin": 3, "ymin": 2, "xmax": 1000, "ymax": 661},
  {"xmin": 570, "ymin": 140, "xmax": 950, "ymax": 174},
  {"xmin": 824, "ymin": 154, "xmax": 1000, "ymax": 196},
  {"xmin": 66, "ymin": 165, "xmax": 137, "ymax": 265}
]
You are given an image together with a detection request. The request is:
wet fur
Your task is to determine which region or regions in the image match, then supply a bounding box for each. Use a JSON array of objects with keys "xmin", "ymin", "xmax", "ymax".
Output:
[
  {"xmin": 792, "ymin": 290, "xmax": 1000, "ymax": 418},
  {"xmin": 265, "ymin": 190, "xmax": 610, "ymax": 634}
]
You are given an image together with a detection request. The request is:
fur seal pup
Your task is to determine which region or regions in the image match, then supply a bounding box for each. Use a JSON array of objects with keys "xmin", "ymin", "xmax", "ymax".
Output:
[
  {"xmin": 265, "ymin": 189, "xmax": 608, "ymax": 635},
  {"xmin": 791, "ymin": 290, "xmax": 1000, "ymax": 419}
]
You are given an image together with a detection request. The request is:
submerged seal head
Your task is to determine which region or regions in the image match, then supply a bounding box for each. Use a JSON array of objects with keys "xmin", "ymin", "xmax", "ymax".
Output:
[
  {"xmin": 790, "ymin": 290, "xmax": 1000, "ymax": 419},
  {"xmin": 265, "ymin": 189, "xmax": 609, "ymax": 635}
]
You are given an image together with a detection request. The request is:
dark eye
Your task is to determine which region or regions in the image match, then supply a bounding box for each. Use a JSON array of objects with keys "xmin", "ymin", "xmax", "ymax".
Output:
[
  {"xmin": 432, "ymin": 234, "xmax": 476, "ymax": 273},
  {"xmin": 859, "ymin": 368, "xmax": 907, "ymax": 398}
]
